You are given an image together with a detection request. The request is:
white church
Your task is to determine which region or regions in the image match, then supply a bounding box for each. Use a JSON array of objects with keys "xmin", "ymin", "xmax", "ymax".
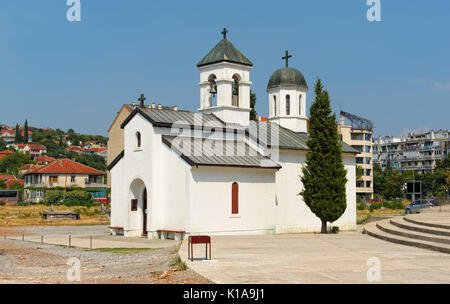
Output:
[{"xmin": 108, "ymin": 29, "xmax": 357, "ymax": 239}]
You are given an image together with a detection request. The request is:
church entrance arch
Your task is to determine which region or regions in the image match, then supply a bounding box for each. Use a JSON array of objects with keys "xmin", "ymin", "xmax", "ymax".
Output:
[{"xmin": 129, "ymin": 178, "xmax": 149, "ymax": 236}]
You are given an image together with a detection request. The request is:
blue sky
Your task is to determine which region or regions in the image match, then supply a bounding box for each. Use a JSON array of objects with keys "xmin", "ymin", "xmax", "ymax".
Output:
[{"xmin": 0, "ymin": 1, "xmax": 449, "ymax": 137}]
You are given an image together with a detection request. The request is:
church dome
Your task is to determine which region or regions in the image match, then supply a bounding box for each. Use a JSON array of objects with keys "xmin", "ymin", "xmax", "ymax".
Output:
[{"xmin": 267, "ymin": 67, "xmax": 308, "ymax": 91}]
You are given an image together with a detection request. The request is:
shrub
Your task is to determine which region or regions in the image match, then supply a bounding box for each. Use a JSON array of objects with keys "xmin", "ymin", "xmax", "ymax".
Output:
[
  {"xmin": 169, "ymin": 255, "xmax": 187, "ymax": 271},
  {"xmin": 357, "ymin": 202, "xmax": 366, "ymax": 210},
  {"xmin": 330, "ymin": 226, "xmax": 339, "ymax": 234},
  {"xmin": 66, "ymin": 190, "xmax": 93, "ymax": 202},
  {"xmin": 46, "ymin": 190, "xmax": 65, "ymax": 204},
  {"xmin": 369, "ymin": 202, "xmax": 382, "ymax": 212}
]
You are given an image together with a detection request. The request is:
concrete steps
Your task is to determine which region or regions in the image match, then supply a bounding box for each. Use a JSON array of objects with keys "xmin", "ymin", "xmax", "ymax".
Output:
[{"xmin": 364, "ymin": 216, "xmax": 450, "ymax": 254}]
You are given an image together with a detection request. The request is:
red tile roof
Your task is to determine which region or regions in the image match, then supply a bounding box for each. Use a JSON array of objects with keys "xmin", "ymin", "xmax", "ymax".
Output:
[
  {"xmin": 66, "ymin": 146, "xmax": 86, "ymax": 152},
  {"xmin": 0, "ymin": 150, "xmax": 14, "ymax": 161},
  {"xmin": 88, "ymin": 147, "xmax": 107, "ymax": 153},
  {"xmin": 0, "ymin": 174, "xmax": 16, "ymax": 181},
  {"xmin": 6, "ymin": 179, "xmax": 24, "ymax": 188},
  {"xmin": 19, "ymin": 164, "xmax": 44, "ymax": 171},
  {"xmin": 35, "ymin": 155, "xmax": 56, "ymax": 164},
  {"xmin": 27, "ymin": 144, "xmax": 46, "ymax": 150},
  {"xmin": 24, "ymin": 159, "xmax": 104, "ymax": 175}
]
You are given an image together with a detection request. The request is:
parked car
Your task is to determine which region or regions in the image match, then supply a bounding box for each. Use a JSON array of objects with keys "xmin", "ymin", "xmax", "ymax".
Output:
[
  {"xmin": 405, "ymin": 200, "xmax": 421, "ymax": 214},
  {"xmin": 405, "ymin": 199, "xmax": 437, "ymax": 214}
]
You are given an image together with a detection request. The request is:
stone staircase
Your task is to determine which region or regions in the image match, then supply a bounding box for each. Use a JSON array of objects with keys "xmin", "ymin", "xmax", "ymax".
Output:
[{"xmin": 363, "ymin": 214, "xmax": 450, "ymax": 254}]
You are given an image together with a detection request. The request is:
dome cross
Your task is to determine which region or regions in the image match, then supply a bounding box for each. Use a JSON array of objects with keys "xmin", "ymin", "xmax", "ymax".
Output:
[{"xmin": 282, "ymin": 50, "xmax": 292, "ymax": 67}]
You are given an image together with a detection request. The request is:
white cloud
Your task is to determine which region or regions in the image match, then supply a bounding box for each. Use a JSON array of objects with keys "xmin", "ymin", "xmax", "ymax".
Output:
[{"xmin": 432, "ymin": 81, "xmax": 450, "ymax": 92}]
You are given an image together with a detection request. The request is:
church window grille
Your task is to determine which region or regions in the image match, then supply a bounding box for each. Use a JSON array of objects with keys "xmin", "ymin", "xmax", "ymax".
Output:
[
  {"xmin": 286, "ymin": 95, "xmax": 290, "ymax": 115},
  {"xmin": 232, "ymin": 182, "xmax": 239, "ymax": 214},
  {"xmin": 273, "ymin": 96, "xmax": 277, "ymax": 116},
  {"xmin": 136, "ymin": 132, "xmax": 142, "ymax": 148},
  {"xmin": 299, "ymin": 94, "xmax": 302, "ymax": 115}
]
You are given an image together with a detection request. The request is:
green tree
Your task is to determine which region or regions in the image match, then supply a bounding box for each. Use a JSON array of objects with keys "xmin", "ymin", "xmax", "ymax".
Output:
[
  {"xmin": 0, "ymin": 152, "xmax": 31, "ymax": 175},
  {"xmin": 23, "ymin": 120, "xmax": 29, "ymax": 143},
  {"xmin": 300, "ymin": 79, "xmax": 347, "ymax": 234},
  {"xmin": 250, "ymin": 90, "xmax": 257, "ymax": 120},
  {"xmin": 0, "ymin": 138, "xmax": 7, "ymax": 151},
  {"xmin": 383, "ymin": 169, "xmax": 403, "ymax": 199},
  {"xmin": 373, "ymin": 164, "xmax": 385, "ymax": 195},
  {"xmin": 14, "ymin": 124, "xmax": 21, "ymax": 143},
  {"xmin": 0, "ymin": 180, "xmax": 6, "ymax": 189},
  {"xmin": 356, "ymin": 165, "xmax": 363, "ymax": 181}
]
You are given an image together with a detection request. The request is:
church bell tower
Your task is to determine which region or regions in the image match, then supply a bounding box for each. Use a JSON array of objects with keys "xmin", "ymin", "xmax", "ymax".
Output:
[{"xmin": 197, "ymin": 28, "xmax": 253, "ymax": 126}]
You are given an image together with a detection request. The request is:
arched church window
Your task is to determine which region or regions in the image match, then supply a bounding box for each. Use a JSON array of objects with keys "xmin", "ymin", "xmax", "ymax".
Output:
[
  {"xmin": 299, "ymin": 94, "xmax": 302, "ymax": 115},
  {"xmin": 273, "ymin": 96, "xmax": 277, "ymax": 116},
  {"xmin": 136, "ymin": 132, "xmax": 141, "ymax": 148},
  {"xmin": 208, "ymin": 74, "xmax": 217, "ymax": 107},
  {"xmin": 231, "ymin": 182, "xmax": 239, "ymax": 214},
  {"xmin": 232, "ymin": 74, "xmax": 240, "ymax": 107},
  {"xmin": 286, "ymin": 95, "xmax": 290, "ymax": 115}
]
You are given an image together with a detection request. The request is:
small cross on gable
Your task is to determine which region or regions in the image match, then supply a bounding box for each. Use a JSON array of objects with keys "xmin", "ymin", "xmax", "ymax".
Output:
[{"xmin": 138, "ymin": 94, "xmax": 146, "ymax": 107}]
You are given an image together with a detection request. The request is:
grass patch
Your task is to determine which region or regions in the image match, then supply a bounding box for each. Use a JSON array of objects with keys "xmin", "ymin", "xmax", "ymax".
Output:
[
  {"xmin": 169, "ymin": 255, "xmax": 187, "ymax": 271},
  {"xmin": 94, "ymin": 247, "xmax": 161, "ymax": 254}
]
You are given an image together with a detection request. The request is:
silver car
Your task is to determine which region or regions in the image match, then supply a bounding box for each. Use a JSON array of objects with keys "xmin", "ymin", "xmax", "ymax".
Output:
[
  {"xmin": 405, "ymin": 199, "xmax": 434, "ymax": 214},
  {"xmin": 405, "ymin": 200, "xmax": 421, "ymax": 214}
]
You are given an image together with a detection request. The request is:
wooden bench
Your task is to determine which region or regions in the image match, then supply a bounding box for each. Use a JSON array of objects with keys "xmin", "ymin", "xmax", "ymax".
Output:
[
  {"xmin": 42, "ymin": 211, "xmax": 80, "ymax": 220},
  {"xmin": 188, "ymin": 235, "xmax": 211, "ymax": 261},
  {"xmin": 157, "ymin": 229, "xmax": 186, "ymax": 241},
  {"xmin": 109, "ymin": 226, "xmax": 124, "ymax": 236}
]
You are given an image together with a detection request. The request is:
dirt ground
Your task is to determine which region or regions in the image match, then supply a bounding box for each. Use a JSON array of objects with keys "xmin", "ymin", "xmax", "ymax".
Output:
[
  {"xmin": 0, "ymin": 227, "xmax": 212, "ymax": 284},
  {"xmin": 0, "ymin": 205, "xmax": 110, "ymax": 227}
]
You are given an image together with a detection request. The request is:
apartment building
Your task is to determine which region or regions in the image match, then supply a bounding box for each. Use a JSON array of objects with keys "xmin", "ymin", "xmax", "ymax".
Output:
[
  {"xmin": 338, "ymin": 111, "xmax": 374, "ymax": 199},
  {"xmin": 373, "ymin": 130, "xmax": 450, "ymax": 173}
]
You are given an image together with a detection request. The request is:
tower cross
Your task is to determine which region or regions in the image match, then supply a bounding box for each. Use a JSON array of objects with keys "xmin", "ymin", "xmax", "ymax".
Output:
[
  {"xmin": 138, "ymin": 93, "xmax": 146, "ymax": 107},
  {"xmin": 282, "ymin": 50, "xmax": 292, "ymax": 67},
  {"xmin": 221, "ymin": 28, "xmax": 228, "ymax": 39}
]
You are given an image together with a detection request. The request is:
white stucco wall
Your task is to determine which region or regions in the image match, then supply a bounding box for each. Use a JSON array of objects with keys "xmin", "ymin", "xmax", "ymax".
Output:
[
  {"xmin": 189, "ymin": 166, "xmax": 277, "ymax": 235},
  {"xmin": 274, "ymin": 150, "xmax": 356, "ymax": 233}
]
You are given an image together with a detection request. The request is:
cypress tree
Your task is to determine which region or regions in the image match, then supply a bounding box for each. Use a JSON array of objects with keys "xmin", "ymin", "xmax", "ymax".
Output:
[
  {"xmin": 24, "ymin": 120, "xmax": 29, "ymax": 143},
  {"xmin": 250, "ymin": 90, "xmax": 257, "ymax": 120},
  {"xmin": 14, "ymin": 124, "xmax": 20, "ymax": 143},
  {"xmin": 300, "ymin": 79, "xmax": 347, "ymax": 233}
]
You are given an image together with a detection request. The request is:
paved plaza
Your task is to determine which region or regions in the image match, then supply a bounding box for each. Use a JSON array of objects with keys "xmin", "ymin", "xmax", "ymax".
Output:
[{"xmin": 179, "ymin": 229, "xmax": 450, "ymax": 284}]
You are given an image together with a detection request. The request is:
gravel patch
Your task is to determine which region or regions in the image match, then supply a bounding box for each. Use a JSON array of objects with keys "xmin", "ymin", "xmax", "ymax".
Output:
[{"xmin": 22, "ymin": 225, "xmax": 110, "ymax": 236}]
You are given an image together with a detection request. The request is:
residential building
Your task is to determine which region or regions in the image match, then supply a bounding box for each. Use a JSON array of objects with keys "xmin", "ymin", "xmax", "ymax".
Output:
[
  {"xmin": 0, "ymin": 128, "xmax": 32, "ymax": 144},
  {"xmin": 0, "ymin": 174, "xmax": 23, "ymax": 189},
  {"xmin": 23, "ymin": 159, "xmax": 106, "ymax": 203},
  {"xmin": 10, "ymin": 144, "xmax": 47, "ymax": 160},
  {"xmin": 0, "ymin": 150, "xmax": 14, "ymax": 161},
  {"xmin": 373, "ymin": 130, "xmax": 450, "ymax": 173},
  {"xmin": 338, "ymin": 111, "xmax": 374, "ymax": 199}
]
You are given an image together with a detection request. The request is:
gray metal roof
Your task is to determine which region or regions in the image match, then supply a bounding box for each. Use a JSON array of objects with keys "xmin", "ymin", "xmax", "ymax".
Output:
[
  {"xmin": 162, "ymin": 135, "xmax": 281, "ymax": 169},
  {"xmin": 121, "ymin": 108, "xmax": 358, "ymax": 155},
  {"xmin": 267, "ymin": 67, "xmax": 308, "ymax": 91},
  {"xmin": 121, "ymin": 107, "xmax": 226, "ymax": 129},
  {"xmin": 197, "ymin": 38, "xmax": 253, "ymax": 67},
  {"xmin": 249, "ymin": 121, "xmax": 358, "ymax": 154}
]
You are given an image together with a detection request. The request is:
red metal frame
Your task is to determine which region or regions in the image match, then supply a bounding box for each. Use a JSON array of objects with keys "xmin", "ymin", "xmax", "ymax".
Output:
[{"xmin": 188, "ymin": 235, "xmax": 211, "ymax": 262}]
